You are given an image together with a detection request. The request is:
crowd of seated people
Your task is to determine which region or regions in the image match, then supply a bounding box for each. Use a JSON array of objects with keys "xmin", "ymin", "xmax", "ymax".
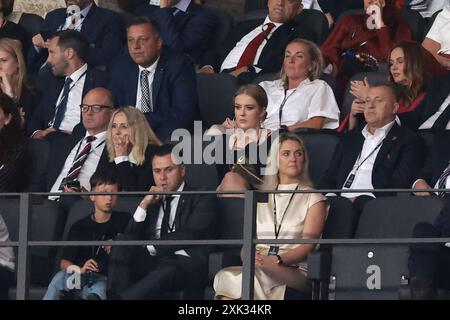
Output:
[{"xmin": 0, "ymin": 0, "xmax": 449, "ymax": 300}]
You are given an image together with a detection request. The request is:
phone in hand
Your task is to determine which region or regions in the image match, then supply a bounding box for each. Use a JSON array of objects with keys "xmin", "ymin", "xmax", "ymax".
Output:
[{"xmin": 63, "ymin": 179, "xmax": 81, "ymax": 192}]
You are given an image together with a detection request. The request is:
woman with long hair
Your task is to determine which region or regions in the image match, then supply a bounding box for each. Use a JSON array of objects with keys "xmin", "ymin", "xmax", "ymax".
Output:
[
  {"xmin": 214, "ymin": 133, "xmax": 328, "ymax": 300},
  {"xmin": 102, "ymin": 106, "xmax": 162, "ymax": 191},
  {"xmin": 0, "ymin": 91, "xmax": 28, "ymax": 191}
]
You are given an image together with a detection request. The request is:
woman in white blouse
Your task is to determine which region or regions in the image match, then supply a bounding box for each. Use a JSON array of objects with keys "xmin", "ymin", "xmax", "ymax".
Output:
[
  {"xmin": 260, "ymin": 38, "xmax": 340, "ymax": 131},
  {"xmin": 422, "ymin": 4, "xmax": 450, "ymax": 70}
]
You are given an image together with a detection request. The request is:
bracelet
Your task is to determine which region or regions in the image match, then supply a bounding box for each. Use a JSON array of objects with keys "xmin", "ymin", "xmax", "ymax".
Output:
[{"xmin": 276, "ymin": 254, "xmax": 284, "ymax": 266}]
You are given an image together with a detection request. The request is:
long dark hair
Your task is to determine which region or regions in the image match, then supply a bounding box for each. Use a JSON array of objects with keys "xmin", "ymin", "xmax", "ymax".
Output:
[
  {"xmin": 388, "ymin": 41, "xmax": 427, "ymax": 106},
  {"xmin": 0, "ymin": 92, "xmax": 24, "ymax": 164}
]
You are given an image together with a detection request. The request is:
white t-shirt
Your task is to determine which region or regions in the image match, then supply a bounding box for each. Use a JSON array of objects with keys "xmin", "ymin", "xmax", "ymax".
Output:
[
  {"xmin": 426, "ymin": 5, "xmax": 450, "ymax": 54},
  {"xmin": 260, "ymin": 78, "xmax": 340, "ymax": 130}
]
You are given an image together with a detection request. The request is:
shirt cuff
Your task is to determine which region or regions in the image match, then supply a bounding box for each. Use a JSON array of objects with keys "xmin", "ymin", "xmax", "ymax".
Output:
[
  {"xmin": 114, "ymin": 156, "xmax": 129, "ymax": 164},
  {"xmin": 133, "ymin": 206, "xmax": 147, "ymax": 222},
  {"xmin": 175, "ymin": 250, "xmax": 190, "ymax": 257},
  {"xmin": 147, "ymin": 245, "xmax": 157, "ymax": 256}
]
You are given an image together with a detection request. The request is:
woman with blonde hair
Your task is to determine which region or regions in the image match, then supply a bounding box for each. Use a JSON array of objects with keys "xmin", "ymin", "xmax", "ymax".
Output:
[
  {"xmin": 260, "ymin": 38, "xmax": 340, "ymax": 131},
  {"xmin": 101, "ymin": 106, "xmax": 162, "ymax": 191},
  {"xmin": 0, "ymin": 38, "xmax": 39, "ymax": 128},
  {"xmin": 214, "ymin": 133, "xmax": 328, "ymax": 300}
]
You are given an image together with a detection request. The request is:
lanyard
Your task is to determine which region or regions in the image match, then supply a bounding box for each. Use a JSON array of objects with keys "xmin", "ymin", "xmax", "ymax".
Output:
[
  {"xmin": 272, "ymin": 184, "xmax": 298, "ymax": 239},
  {"xmin": 279, "ymin": 88, "xmax": 297, "ymax": 126},
  {"xmin": 352, "ymin": 139, "xmax": 384, "ymax": 175}
]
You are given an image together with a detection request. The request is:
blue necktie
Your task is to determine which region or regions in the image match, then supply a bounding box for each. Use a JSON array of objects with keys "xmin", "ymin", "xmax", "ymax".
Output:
[{"xmin": 53, "ymin": 77, "xmax": 73, "ymax": 130}]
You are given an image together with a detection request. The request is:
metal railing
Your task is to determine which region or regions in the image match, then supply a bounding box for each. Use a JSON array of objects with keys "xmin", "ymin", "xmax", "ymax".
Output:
[{"xmin": 1, "ymin": 188, "xmax": 449, "ymax": 300}]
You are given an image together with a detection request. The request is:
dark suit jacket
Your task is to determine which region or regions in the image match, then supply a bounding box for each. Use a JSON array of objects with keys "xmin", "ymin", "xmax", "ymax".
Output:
[
  {"xmin": 206, "ymin": 15, "xmax": 314, "ymax": 83},
  {"xmin": 28, "ymin": 2, "xmax": 125, "ymax": 73},
  {"xmin": 416, "ymin": 130, "xmax": 450, "ymax": 188},
  {"xmin": 403, "ymin": 73, "xmax": 450, "ymax": 132},
  {"xmin": 109, "ymin": 47, "xmax": 198, "ymax": 141},
  {"xmin": 125, "ymin": 184, "xmax": 217, "ymax": 263},
  {"xmin": 27, "ymin": 66, "xmax": 109, "ymax": 135},
  {"xmin": 96, "ymin": 144, "xmax": 156, "ymax": 191},
  {"xmin": 319, "ymin": 122, "xmax": 425, "ymax": 196},
  {"xmin": 148, "ymin": 3, "xmax": 217, "ymax": 66},
  {"xmin": 44, "ymin": 132, "xmax": 110, "ymax": 192}
]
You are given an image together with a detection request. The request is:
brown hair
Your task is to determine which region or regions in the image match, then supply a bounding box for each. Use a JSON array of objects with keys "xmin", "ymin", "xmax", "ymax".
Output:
[
  {"xmin": 234, "ymin": 84, "xmax": 268, "ymax": 122},
  {"xmin": 388, "ymin": 41, "xmax": 427, "ymax": 106}
]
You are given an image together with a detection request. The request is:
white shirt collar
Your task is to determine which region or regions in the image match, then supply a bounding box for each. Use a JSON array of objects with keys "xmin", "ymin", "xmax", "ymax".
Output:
[
  {"xmin": 138, "ymin": 57, "xmax": 160, "ymax": 74},
  {"xmin": 264, "ymin": 16, "xmax": 283, "ymax": 29},
  {"xmin": 171, "ymin": 181, "xmax": 185, "ymax": 199},
  {"xmin": 80, "ymin": 2, "xmax": 93, "ymax": 18},
  {"xmin": 85, "ymin": 130, "xmax": 106, "ymax": 144},
  {"xmin": 68, "ymin": 63, "xmax": 88, "ymax": 82},
  {"xmin": 174, "ymin": 0, "xmax": 191, "ymax": 12},
  {"xmin": 362, "ymin": 119, "xmax": 395, "ymax": 139}
]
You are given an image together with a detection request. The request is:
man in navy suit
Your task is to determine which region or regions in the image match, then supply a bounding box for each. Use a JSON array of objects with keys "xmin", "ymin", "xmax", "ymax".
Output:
[
  {"xmin": 146, "ymin": 0, "xmax": 217, "ymax": 66},
  {"xmin": 109, "ymin": 16, "xmax": 198, "ymax": 142},
  {"xmin": 199, "ymin": 0, "xmax": 314, "ymax": 84},
  {"xmin": 29, "ymin": 0, "xmax": 125, "ymax": 73},
  {"xmin": 28, "ymin": 30, "xmax": 109, "ymax": 140}
]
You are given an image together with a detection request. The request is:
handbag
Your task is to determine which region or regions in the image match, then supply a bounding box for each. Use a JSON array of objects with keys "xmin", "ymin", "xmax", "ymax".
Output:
[{"xmin": 232, "ymin": 154, "xmax": 265, "ymax": 186}]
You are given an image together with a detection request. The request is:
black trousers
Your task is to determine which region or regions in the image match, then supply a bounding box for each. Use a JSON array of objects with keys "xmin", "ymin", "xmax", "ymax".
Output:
[
  {"xmin": 0, "ymin": 266, "xmax": 15, "ymax": 300},
  {"xmin": 409, "ymin": 222, "xmax": 450, "ymax": 291},
  {"xmin": 108, "ymin": 235, "xmax": 207, "ymax": 300}
]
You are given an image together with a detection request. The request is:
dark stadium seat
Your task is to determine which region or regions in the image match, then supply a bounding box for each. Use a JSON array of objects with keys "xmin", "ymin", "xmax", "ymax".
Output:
[
  {"xmin": 296, "ymin": 9, "xmax": 330, "ymax": 45},
  {"xmin": 196, "ymin": 73, "xmax": 239, "ymax": 128},
  {"xmin": 294, "ymin": 129, "xmax": 341, "ymax": 186},
  {"xmin": 402, "ymin": 7, "xmax": 425, "ymax": 42},
  {"xmin": 309, "ymin": 196, "xmax": 444, "ymax": 300},
  {"xmin": 25, "ymin": 138, "xmax": 50, "ymax": 192},
  {"xmin": 3, "ymin": 198, "xmax": 67, "ymax": 300},
  {"xmin": 17, "ymin": 13, "xmax": 44, "ymax": 37}
]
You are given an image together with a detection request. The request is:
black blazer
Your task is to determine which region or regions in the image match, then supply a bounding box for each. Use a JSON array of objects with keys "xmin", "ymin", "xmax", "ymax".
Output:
[
  {"xmin": 319, "ymin": 122, "xmax": 425, "ymax": 196},
  {"xmin": 28, "ymin": 2, "xmax": 125, "ymax": 73},
  {"xmin": 45, "ymin": 133, "xmax": 110, "ymax": 192},
  {"xmin": 125, "ymin": 184, "xmax": 217, "ymax": 263},
  {"xmin": 208, "ymin": 15, "xmax": 314, "ymax": 83},
  {"xmin": 96, "ymin": 144, "xmax": 156, "ymax": 191},
  {"xmin": 416, "ymin": 130, "xmax": 450, "ymax": 188},
  {"xmin": 109, "ymin": 47, "xmax": 198, "ymax": 141},
  {"xmin": 27, "ymin": 66, "xmax": 109, "ymax": 135}
]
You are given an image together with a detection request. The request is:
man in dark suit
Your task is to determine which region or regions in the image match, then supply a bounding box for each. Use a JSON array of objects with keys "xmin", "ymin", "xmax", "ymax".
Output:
[
  {"xmin": 109, "ymin": 17, "xmax": 198, "ymax": 142},
  {"xmin": 198, "ymin": 0, "xmax": 314, "ymax": 84},
  {"xmin": 29, "ymin": 0, "xmax": 124, "ymax": 73},
  {"xmin": 412, "ymin": 130, "xmax": 450, "ymax": 197},
  {"xmin": 107, "ymin": 144, "xmax": 217, "ymax": 299},
  {"xmin": 28, "ymin": 30, "xmax": 109, "ymax": 140},
  {"xmin": 45, "ymin": 88, "xmax": 113, "ymax": 211},
  {"xmin": 319, "ymin": 82, "xmax": 424, "ymax": 218},
  {"xmin": 146, "ymin": 0, "xmax": 217, "ymax": 66}
]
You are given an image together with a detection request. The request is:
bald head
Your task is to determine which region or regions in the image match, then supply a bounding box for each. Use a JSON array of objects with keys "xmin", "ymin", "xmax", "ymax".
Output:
[{"xmin": 81, "ymin": 87, "xmax": 114, "ymax": 135}]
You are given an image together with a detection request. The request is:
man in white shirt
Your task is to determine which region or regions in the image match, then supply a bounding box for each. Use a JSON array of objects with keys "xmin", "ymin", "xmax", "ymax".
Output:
[
  {"xmin": 319, "ymin": 83, "xmax": 424, "ymax": 220},
  {"xmin": 107, "ymin": 144, "xmax": 217, "ymax": 300},
  {"xmin": 0, "ymin": 214, "xmax": 14, "ymax": 300},
  {"xmin": 199, "ymin": 0, "xmax": 315, "ymax": 84},
  {"xmin": 28, "ymin": 30, "xmax": 109, "ymax": 141},
  {"xmin": 47, "ymin": 87, "xmax": 114, "ymax": 211}
]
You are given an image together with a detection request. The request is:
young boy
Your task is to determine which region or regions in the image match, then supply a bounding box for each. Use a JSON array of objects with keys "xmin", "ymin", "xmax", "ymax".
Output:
[{"xmin": 43, "ymin": 172, "xmax": 130, "ymax": 300}]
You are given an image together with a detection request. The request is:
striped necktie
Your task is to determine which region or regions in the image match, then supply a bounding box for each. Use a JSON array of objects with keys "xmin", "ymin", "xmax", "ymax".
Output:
[{"xmin": 59, "ymin": 136, "xmax": 96, "ymax": 190}]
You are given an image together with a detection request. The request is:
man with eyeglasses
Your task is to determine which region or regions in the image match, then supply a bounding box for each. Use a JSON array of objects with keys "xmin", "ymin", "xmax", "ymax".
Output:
[{"xmin": 46, "ymin": 87, "xmax": 114, "ymax": 211}]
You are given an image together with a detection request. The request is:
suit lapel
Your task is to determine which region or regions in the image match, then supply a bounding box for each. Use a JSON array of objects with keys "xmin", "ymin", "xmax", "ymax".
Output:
[
  {"xmin": 82, "ymin": 67, "xmax": 93, "ymax": 97},
  {"xmin": 152, "ymin": 55, "xmax": 165, "ymax": 108},
  {"xmin": 373, "ymin": 123, "xmax": 400, "ymax": 171},
  {"xmin": 80, "ymin": 3, "xmax": 97, "ymax": 36},
  {"xmin": 174, "ymin": 195, "xmax": 187, "ymax": 230}
]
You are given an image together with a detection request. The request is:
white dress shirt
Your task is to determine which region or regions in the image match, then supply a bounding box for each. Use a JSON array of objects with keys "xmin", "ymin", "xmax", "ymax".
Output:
[
  {"xmin": 260, "ymin": 78, "xmax": 340, "ymax": 130},
  {"xmin": 53, "ymin": 63, "xmax": 88, "ymax": 133},
  {"xmin": 220, "ymin": 16, "xmax": 282, "ymax": 72},
  {"xmin": 341, "ymin": 120, "xmax": 395, "ymax": 199},
  {"xmin": 0, "ymin": 214, "xmax": 14, "ymax": 271},
  {"xmin": 419, "ymin": 92, "xmax": 450, "ymax": 129},
  {"xmin": 174, "ymin": 0, "xmax": 191, "ymax": 12},
  {"xmin": 49, "ymin": 131, "xmax": 107, "ymax": 199},
  {"xmin": 426, "ymin": 5, "xmax": 450, "ymax": 51},
  {"xmin": 133, "ymin": 182, "xmax": 189, "ymax": 257},
  {"xmin": 135, "ymin": 58, "xmax": 160, "ymax": 112}
]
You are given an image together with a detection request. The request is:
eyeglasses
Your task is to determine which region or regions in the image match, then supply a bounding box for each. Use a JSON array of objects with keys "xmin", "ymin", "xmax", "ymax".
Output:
[{"xmin": 80, "ymin": 104, "xmax": 113, "ymax": 113}]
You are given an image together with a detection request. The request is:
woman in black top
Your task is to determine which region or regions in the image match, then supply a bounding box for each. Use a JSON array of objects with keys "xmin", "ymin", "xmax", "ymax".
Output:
[
  {"xmin": 0, "ymin": 0, "xmax": 30, "ymax": 56},
  {"xmin": 0, "ymin": 91, "xmax": 28, "ymax": 192}
]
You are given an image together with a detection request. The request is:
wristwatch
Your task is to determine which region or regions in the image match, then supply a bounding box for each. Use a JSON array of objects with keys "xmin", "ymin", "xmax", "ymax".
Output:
[{"xmin": 276, "ymin": 254, "xmax": 284, "ymax": 266}]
